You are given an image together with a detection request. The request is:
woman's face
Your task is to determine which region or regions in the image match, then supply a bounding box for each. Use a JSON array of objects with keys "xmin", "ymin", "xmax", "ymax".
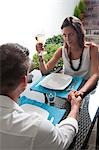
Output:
[{"xmin": 62, "ymin": 26, "xmax": 78, "ymax": 47}]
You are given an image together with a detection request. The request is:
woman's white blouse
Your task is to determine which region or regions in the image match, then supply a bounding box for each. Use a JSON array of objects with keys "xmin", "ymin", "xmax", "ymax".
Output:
[{"xmin": 62, "ymin": 46, "xmax": 91, "ymax": 80}]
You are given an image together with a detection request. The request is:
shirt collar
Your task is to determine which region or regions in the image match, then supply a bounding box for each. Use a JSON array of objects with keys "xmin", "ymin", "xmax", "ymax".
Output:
[{"xmin": 0, "ymin": 95, "xmax": 24, "ymax": 113}]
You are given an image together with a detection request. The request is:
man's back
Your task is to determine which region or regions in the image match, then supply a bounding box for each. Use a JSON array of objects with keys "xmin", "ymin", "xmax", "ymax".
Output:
[{"xmin": 0, "ymin": 95, "xmax": 78, "ymax": 150}]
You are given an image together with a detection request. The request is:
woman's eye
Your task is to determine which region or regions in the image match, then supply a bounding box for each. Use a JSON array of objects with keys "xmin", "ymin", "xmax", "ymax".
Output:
[
  {"xmin": 70, "ymin": 33, "xmax": 73, "ymax": 36},
  {"xmin": 62, "ymin": 33, "xmax": 74, "ymax": 37}
]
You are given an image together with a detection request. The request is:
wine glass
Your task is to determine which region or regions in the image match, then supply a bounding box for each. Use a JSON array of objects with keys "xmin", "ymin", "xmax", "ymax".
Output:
[
  {"xmin": 35, "ymin": 33, "xmax": 47, "ymax": 56},
  {"xmin": 46, "ymin": 91, "xmax": 56, "ymax": 105}
]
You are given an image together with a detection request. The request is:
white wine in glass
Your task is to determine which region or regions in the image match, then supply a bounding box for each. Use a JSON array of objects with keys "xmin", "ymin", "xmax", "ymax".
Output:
[{"xmin": 35, "ymin": 33, "xmax": 47, "ymax": 56}]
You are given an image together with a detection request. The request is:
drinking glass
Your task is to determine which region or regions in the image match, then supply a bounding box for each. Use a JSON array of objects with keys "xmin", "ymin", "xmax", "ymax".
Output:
[
  {"xmin": 35, "ymin": 33, "xmax": 45, "ymax": 43},
  {"xmin": 35, "ymin": 33, "xmax": 47, "ymax": 56},
  {"xmin": 46, "ymin": 91, "xmax": 56, "ymax": 105}
]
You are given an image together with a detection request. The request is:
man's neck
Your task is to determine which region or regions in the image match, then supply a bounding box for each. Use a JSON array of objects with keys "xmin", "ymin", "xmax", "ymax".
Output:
[
  {"xmin": 7, "ymin": 89, "xmax": 22, "ymax": 103},
  {"xmin": 7, "ymin": 93, "xmax": 19, "ymax": 102}
]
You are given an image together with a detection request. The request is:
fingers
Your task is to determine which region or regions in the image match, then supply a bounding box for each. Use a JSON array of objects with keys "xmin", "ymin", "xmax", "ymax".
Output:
[
  {"xmin": 71, "ymin": 92, "xmax": 82, "ymax": 101},
  {"xmin": 74, "ymin": 90, "xmax": 84, "ymax": 98},
  {"xmin": 68, "ymin": 90, "xmax": 83, "ymax": 104},
  {"xmin": 68, "ymin": 90, "xmax": 83, "ymax": 99},
  {"xmin": 68, "ymin": 91, "xmax": 82, "ymax": 109},
  {"xmin": 36, "ymin": 43, "xmax": 44, "ymax": 53},
  {"xmin": 68, "ymin": 90, "xmax": 76, "ymax": 101}
]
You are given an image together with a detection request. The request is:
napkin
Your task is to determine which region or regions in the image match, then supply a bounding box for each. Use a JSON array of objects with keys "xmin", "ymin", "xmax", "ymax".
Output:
[{"xmin": 19, "ymin": 96, "xmax": 66, "ymax": 125}]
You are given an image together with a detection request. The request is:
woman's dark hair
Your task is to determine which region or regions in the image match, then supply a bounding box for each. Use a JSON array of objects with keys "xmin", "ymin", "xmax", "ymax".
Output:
[
  {"xmin": 0, "ymin": 43, "xmax": 30, "ymax": 94},
  {"xmin": 61, "ymin": 16, "xmax": 85, "ymax": 49}
]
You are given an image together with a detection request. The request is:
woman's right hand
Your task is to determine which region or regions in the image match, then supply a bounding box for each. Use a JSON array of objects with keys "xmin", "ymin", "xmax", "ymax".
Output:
[{"xmin": 36, "ymin": 43, "xmax": 44, "ymax": 54}]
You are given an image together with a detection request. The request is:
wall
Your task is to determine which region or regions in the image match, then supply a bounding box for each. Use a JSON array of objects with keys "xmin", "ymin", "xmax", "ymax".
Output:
[{"xmin": 83, "ymin": 0, "xmax": 99, "ymax": 45}]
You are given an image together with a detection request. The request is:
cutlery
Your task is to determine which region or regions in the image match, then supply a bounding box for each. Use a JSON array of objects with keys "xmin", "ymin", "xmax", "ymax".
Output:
[{"xmin": 66, "ymin": 82, "xmax": 76, "ymax": 91}]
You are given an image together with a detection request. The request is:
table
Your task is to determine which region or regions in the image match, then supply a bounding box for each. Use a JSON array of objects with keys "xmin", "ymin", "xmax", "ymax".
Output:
[{"xmin": 21, "ymin": 69, "xmax": 99, "ymax": 150}]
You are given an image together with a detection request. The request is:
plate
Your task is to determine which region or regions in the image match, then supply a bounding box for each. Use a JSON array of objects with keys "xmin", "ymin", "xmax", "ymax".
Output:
[
  {"xmin": 21, "ymin": 104, "xmax": 49, "ymax": 119},
  {"xmin": 39, "ymin": 73, "xmax": 72, "ymax": 90}
]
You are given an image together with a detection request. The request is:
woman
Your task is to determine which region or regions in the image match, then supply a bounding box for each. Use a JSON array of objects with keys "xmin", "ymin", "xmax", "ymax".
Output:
[{"xmin": 36, "ymin": 16, "xmax": 99, "ymax": 98}]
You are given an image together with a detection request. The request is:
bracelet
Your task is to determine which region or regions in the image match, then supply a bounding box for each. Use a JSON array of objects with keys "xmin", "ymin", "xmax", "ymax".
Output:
[
  {"xmin": 79, "ymin": 91, "xmax": 86, "ymax": 99},
  {"xmin": 79, "ymin": 93, "xmax": 84, "ymax": 99}
]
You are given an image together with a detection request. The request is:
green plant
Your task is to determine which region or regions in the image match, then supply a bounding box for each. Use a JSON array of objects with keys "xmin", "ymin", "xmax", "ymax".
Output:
[
  {"xmin": 79, "ymin": 0, "xmax": 86, "ymax": 13},
  {"xmin": 74, "ymin": 0, "xmax": 86, "ymax": 20},
  {"xmin": 32, "ymin": 35, "xmax": 63, "ymax": 70},
  {"xmin": 44, "ymin": 43, "xmax": 63, "ymax": 69},
  {"xmin": 45, "ymin": 35, "xmax": 63, "ymax": 45},
  {"xmin": 74, "ymin": 5, "xmax": 81, "ymax": 19}
]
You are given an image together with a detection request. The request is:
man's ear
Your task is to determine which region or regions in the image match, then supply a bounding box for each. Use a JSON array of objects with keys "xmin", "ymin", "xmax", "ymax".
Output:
[
  {"xmin": 21, "ymin": 75, "xmax": 28, "ymax": 90},
  {"xmin": 24, "ymin": 75, "xmax": 28, "ymax": 86}
]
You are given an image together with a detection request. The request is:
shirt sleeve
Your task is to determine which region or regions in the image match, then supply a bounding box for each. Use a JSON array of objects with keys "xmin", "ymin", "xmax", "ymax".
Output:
[{"xmin": 33, "ymin": 117, "xmax": 78, "ymax": 150}]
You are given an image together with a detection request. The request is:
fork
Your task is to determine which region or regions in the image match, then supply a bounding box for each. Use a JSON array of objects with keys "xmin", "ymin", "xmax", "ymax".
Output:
[{"xmin": 66, "ymin": 82, "xmax": 76, "ymax": 91}]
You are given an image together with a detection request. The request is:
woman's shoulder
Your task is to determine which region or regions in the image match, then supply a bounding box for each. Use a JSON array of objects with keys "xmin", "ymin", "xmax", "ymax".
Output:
[
  {"xmin": 85, "ymin": 42, "xmax": 98, "ymax": 60},
  {"xmin": 84, "ymin": 42, "xmax": 98, "ymax": 55},
  {"xmin": 85, "ymin": 42, "xmax": 98, "ymax": 50}
]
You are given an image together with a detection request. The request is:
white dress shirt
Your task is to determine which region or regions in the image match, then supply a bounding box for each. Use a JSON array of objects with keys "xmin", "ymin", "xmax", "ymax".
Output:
[{"xmin": 0, "ymin": 95, "xmax": 78, "ymax": 150}]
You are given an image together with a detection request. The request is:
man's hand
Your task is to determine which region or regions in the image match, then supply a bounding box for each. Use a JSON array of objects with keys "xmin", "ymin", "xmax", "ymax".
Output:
[
  {"xmin": 67, "ymin": 91, "xmax": 82, "ymax": 119},
  {"xmin": 68, "ymin": 90, "xmax": 84, "ymax": 100},
  {"xmin": 68, "ymin": 91, "xmax": 82, "ymax": 109}
]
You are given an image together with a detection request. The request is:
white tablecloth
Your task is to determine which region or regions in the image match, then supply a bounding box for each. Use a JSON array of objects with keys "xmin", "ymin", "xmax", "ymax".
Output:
[{"xmin": 21, "ymin": 69, "xmax": 45, "ymax": 103}]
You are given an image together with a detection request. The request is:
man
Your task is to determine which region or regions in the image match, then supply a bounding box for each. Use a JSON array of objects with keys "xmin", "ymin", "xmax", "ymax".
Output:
[{"xmin": 0, "ymin": 43, "xmax": 82, "ymax": 150}]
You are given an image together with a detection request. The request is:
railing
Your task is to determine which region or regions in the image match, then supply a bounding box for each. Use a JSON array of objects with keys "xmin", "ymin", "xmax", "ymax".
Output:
[{"xmin": 85, "ymin": 34, "xmax": 99, "ymax": 45}]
